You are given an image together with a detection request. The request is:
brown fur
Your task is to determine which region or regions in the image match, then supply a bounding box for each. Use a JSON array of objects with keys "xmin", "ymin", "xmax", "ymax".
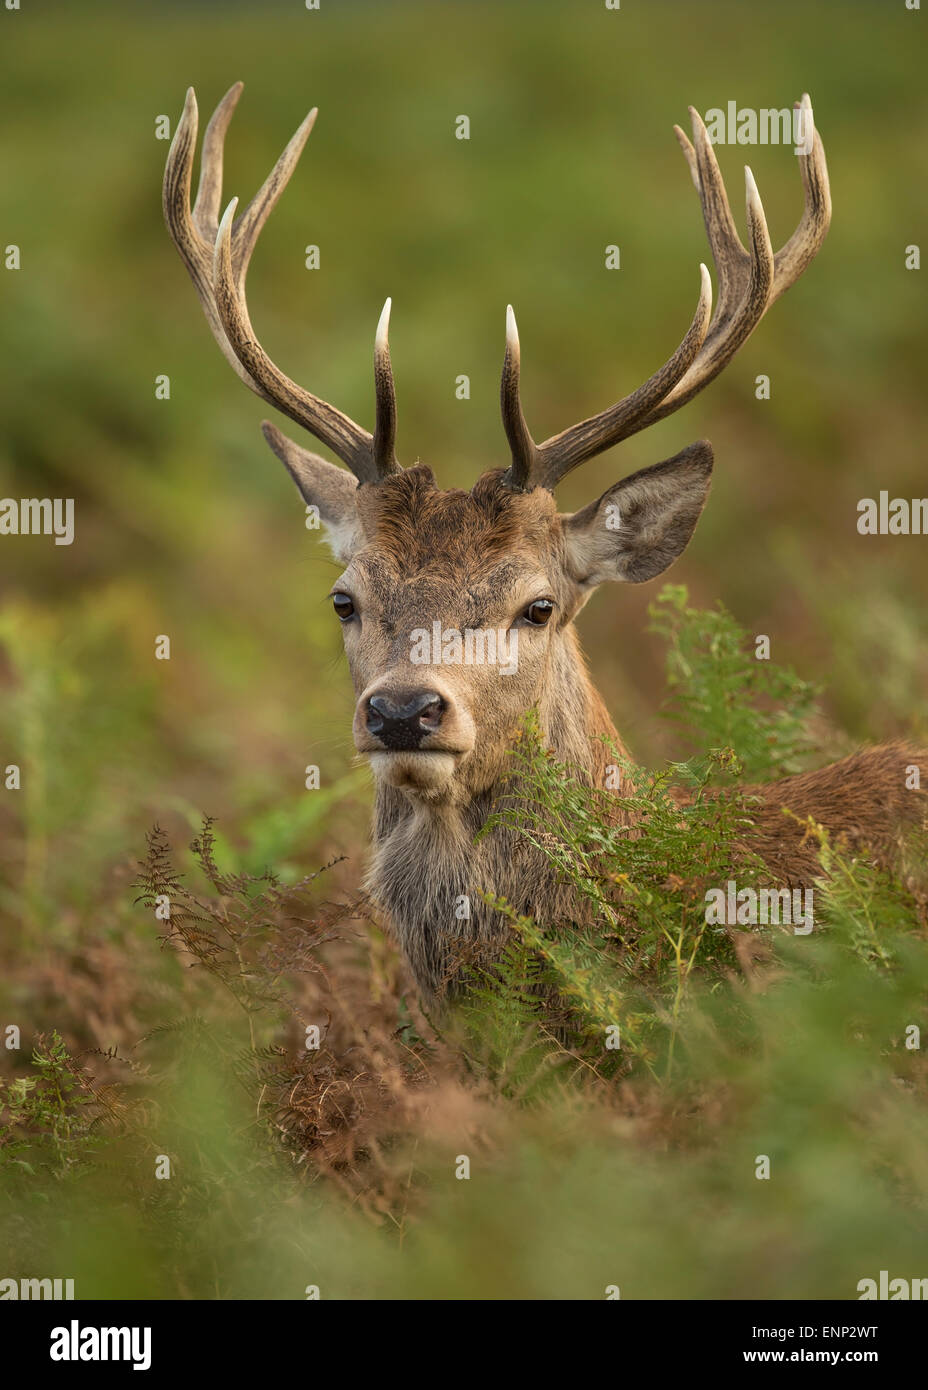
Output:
[
  {"xmin": 742, "ymin": 742, "xmax": 927, "ymax": 883},
  {"xmin": 309, "ymin": 466, "xmax": 927, "ymax": 1000}
]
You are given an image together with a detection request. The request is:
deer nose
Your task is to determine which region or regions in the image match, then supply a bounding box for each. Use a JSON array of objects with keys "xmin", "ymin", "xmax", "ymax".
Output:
[{"xmin": 365, "ymin": 689, "xmax": 445, "ymax": 750}]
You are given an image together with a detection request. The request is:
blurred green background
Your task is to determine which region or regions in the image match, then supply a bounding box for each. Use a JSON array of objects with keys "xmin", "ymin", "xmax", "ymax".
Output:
[{"xmin": 0, "ymin": 0, "xmax": 926, "ymax": 1300}]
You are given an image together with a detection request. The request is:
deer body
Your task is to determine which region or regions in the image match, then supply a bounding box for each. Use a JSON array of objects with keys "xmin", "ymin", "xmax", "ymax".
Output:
[{"xmin": 164, "ymin": 85, "xmax": 925, "ymax": 1002}]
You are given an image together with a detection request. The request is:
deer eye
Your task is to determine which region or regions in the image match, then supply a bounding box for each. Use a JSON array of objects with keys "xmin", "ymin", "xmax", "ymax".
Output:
[
  {"xmin": 331, "ymin": 592, "xmax": 356, "ymax": 622},
  {"xmin": 523, "ymin": 599, "xmax": 554, "ymax": 627}
]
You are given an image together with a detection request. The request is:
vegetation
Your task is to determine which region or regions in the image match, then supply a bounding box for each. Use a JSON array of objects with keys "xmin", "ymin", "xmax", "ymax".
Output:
[{"xmin": 2, "ymin": 590, "xmax": 926, "ymax": 1299}]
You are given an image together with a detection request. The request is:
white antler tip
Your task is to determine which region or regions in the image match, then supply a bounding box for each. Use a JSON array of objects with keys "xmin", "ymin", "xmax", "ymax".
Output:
[
  {"xmin": 506, "ymin": 304, "xmax": 519, "ymax": 343},
  {"xmin": 376, "ymin": 297, "xmax": 392, "ymax": 348},
  {"xmin": 217, "ymin": 197, "xmax": 238, "ymax": 239},
  {"xmin": 217, "ymin": 82, "xmax": 243, "ymax": 116},
  {"xmin": 688, "ymin": 105, "xmax": 708, "ymax": 134}
]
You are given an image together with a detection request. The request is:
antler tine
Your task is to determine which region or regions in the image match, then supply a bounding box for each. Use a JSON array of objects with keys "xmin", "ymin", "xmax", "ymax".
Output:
[
  {"xmin": 228, "ymin": 104, "xmax": 318, "ymax": 298},
  {"xmin": 163, "ymin": 86, "xmax": 264, "ymax": 398},
  {"xmin": 500, "ymin": 306, "xmax": 538, "ymax": 490},
  {"xmin": 592, "ymin": 99, "xmax": 829, "ymax": 430},
  {"xmin": 507, "ymin": 265, "xmax": 712, "ymax": 491},
  {"xmin": 508, "ymin": 98, "xmax": 829, "ymax": 490},
  {"xmin": 164, "ymin": 84, "xmax": 400, "ymax": 484},
  {"xmin": 640, "ymin": 167, "xmax": 774, "ymax": 431},
  {"xmin": 212, "ymin": 199, "xmax": 383, "ymax": 482},
  {"xmin": 373, "ymin": 298, "xmax": 398, "ymax": 473},
  {"xmin": 770, "ymin": 94, "xmax": 831, "ymax": 301},
  {"xmin": 675, "ymin": 108, "xmax": 768, "ymax": 340},
  {"xmin": 193, "ymin": 81, "xmax": 243, "ymax": 240},
  {"xmin": 635, "ymin": 112, "xmax": 776, "ymax": 429}
]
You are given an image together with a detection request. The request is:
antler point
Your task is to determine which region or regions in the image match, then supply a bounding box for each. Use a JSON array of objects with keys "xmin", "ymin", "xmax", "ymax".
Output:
[{"xmin": 375, "ymin": 297, "xmax": 392, "ymax": 347}]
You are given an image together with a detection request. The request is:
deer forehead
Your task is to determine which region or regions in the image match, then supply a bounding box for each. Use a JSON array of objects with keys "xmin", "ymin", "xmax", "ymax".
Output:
[
  {"xmin": 359, "ymin": 466, "xmax": 559, "ymax": 537},
  {"xmin": 345, "ymin": 468, "xmax": 566, "ymax": 603}
]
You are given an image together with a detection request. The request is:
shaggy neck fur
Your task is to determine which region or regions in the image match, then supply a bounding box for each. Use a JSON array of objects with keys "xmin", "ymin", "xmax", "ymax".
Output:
[{"xmin": 366, "ymin": 622, "xmax": 632, "ymax": 1000}]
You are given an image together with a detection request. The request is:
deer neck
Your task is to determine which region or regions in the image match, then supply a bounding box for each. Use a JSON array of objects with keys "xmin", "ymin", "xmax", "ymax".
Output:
[{"xmin": 540, "ymin": 623, "xmax": 629, "ymax": 789}]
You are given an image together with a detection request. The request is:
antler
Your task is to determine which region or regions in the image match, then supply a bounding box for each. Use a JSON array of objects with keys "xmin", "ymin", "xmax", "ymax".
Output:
[
  {"xmin": 502, "ymin": 93, "xmax": 831, "ymax": 491},
  {"xmin": 163, "ymin": 84, "xmax": 399, "ymax": 485}
]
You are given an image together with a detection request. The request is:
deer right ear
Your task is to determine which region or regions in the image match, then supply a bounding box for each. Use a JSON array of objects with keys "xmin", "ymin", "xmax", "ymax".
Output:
[
  {"xmin": 261, "ymin": 421, "xmax": 365, "ymax": 563},
  {"xmin": 562, "ymin": 440, "xmax": 713, "ymax": 587}
]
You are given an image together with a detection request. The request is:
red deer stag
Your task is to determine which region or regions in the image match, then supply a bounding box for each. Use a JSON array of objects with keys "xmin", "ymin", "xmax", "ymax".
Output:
[{"xmin": 164, "ymin": 85, "xmax": 925, "ymax": 1000}]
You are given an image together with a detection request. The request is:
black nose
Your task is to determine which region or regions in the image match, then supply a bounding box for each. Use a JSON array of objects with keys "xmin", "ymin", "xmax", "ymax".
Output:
[{"xmin": 365, "ymin": 689, "xmax": 445, "ymax": 750}]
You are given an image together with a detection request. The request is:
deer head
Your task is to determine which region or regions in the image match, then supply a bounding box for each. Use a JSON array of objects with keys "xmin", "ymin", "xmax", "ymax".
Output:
[{"xmin": 164, "ymin": 85, "xmax": 830, "ymax": 811}]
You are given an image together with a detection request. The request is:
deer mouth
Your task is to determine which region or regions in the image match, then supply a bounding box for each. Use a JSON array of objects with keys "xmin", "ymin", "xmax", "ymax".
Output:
[{"xmin": 367, "ymin": 749, "xmax": 464, "ymax": 793}]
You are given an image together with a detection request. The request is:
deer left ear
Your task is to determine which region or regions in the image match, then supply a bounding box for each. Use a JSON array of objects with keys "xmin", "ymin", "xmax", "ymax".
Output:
[{"xmin": 562, "ymin": 440, "xmax": 713, "ymax": 587}]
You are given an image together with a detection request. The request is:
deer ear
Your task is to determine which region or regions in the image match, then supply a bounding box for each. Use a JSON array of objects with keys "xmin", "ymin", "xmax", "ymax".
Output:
[
  {"xmin": 562, "ymin": 441, "xmax": 713, "ymax": 587},
  {"xmin": 261, "ymin": 421, "xmax": 364, "ymax": 563}
]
